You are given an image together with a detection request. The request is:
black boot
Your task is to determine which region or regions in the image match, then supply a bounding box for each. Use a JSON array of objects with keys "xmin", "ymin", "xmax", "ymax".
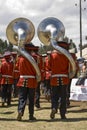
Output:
[
  {"xmin": 17, "ymin": 113, "xmax": 22, "ymax": 121},
  {"xmin": 50, "ymin": 108, "xmax": 57, "ymax": 119},
  {"xmin": 29, "ymin": 115, "xmax": 36, "ymax": 121},
  {"xmin": 61, "ymin": 115, "xmax": 67, "ymax": 120}
]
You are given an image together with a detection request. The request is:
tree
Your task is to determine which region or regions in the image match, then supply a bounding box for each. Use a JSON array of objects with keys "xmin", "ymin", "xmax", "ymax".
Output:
[
  {"xmin": 0, "ymin": 39, "xmax": 13, "ymax": 54},
  {"xmin": 0, "ymin": 39, "xmax": 8, "ymax": 54}
]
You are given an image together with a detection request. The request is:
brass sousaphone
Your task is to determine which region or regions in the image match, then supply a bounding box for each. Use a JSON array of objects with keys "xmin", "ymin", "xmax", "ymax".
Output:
[
  {"xmin": 37, "ymin": 17, "xmax": 76, "ymax": 78},
  {"xmin": 6, "ymin": 17, "xmax": 41, "ymax": 81}
]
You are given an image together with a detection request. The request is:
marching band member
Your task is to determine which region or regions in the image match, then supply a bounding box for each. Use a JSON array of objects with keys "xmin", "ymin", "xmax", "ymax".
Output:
[
  {"xmin": 40, "ymin": 54, "xmax": 47, "ymax": 95},
  {"xmin": 0, "ymin": 51, "xmax": 14, "ymax": 106},
  {"xmin": 31, "ymin": 47, "xmax": 42, "ymax": 109},
  {"xmin": 34, "ymin": 53, "xmax": 48, "ymax": 108},
  {"xmin": 44, "ymin": 51, "xmax": 51, "ymax": 101},
  {"xmin": 49, "ymin": 41, "xmax": 70, "ymax": 120},
  {"xmin": 0, "ymin": 54, "xmax": 4, "ymax": 97},
  {"xmin": 11, "ymin": 51, "xmax": 19, "ymax": 98},
  {"xmin": 16, "ymin": 43, "xmax": 39, "ymax": 121}
]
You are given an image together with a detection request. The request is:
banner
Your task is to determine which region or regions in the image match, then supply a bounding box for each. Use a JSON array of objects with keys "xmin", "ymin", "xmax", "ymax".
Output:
[{"xmin": 70, "ymin": 78, "xmax": 87, "ymax": 101}]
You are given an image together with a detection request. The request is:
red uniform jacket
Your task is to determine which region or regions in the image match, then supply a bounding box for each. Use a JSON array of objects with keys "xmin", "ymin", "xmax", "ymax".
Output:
[
  {"xmin": 13, "ymin": 60, "xmax": 20, "ymax": 80},
  {"xmin": 49, "ymin": 50, "xmax": 70, "ymax": 86},
  {"xmin": 40, "ymin": 56, "xmax": 47, "ymax": 81},
  {"xmin": 17, "ymin": 56, "xmax": 37, "ymax": 88},
  {"xmin": 33, "ymin": 54, "xmax": 45, "ymax": 81},
  {"xmin": 45, "ymin": 56, "xmax": 51, "ymax": 80},
  {"xmin": 0, "ymin": 58, "xmax": 14, "ymax": 84}
]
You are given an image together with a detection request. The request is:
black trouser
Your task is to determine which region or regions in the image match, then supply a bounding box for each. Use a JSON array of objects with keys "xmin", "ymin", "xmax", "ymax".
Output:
[
  {"xmin": 51, "ymin": 85, "xmax": 67, "ymax": 117},
  {"xmin": 45, "ymin": 79, "xmax": 51, "ymax": 93},
  {"xmin": 67, "ymin": 79, "xmax": 72, "ymax": 99},
  {"xmin": 35, "ymin": 81, "xmax": 41, "ymax": 107},
  {"xmin": 18, "ymin": 87, "xmax": 35, "ymax": 117},
  {"xmin": 1, "ymin": 84, "xmax": 12, "ymax": 105},
  {"xmin": 12, "ymin": 79, "xmax": 19, "ymax": 97}
]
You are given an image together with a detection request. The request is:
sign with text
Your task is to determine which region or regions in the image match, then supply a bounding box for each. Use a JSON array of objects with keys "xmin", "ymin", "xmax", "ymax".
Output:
[{"xmin": 70, "ymin": 78, "xmax": 87, "ymax": 101}]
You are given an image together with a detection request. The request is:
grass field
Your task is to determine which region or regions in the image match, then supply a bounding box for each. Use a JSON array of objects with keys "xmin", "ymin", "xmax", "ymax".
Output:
[{"xmin": 0, "ymin": 96, "xmax": 87, "ymax": 130}]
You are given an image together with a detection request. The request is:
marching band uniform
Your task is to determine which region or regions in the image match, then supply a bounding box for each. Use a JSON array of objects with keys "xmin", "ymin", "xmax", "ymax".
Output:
[
  {"xmin": 49, "ymin": 41, "xmax": 70, "ymax": 119},
  {"xmin": 34, "ymin": 53, "xmax": 47, "ymax": 108},
  {"xmin": 0, "ymin": 51, "xmax": 14, "ymax": 106},
  {"xmin": 31, "ymin": 50, "xmax": 41, "ymax": 109},
  {"xmin": 41, "ymin": 54, "xmax": 48, "ymax": 91},
  {"xmin": 44, "ymin": 52, "xmax": 51, "ymax": 101},
  {"xmin": 17, "ymin": 44, "xmax": 38, "ymax": 121},
  {"xmin": 11, "ymin": 52, "xmax": 19, "ymax": 98},
  {"xmin": 0, "ymin": 55, "xmax": 3, "ymax": 97}
]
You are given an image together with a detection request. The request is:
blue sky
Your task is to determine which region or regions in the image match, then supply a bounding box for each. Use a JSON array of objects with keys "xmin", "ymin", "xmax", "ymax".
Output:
[{"xmin": 0, "ymin": 0, "xmax": 87, "ymax": 49}]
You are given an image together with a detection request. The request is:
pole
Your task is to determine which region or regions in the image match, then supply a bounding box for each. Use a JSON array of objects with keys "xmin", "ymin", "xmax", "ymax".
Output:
[{"xmin": 79, "ymin": 0, "xmax": 82, "ymax": 57}]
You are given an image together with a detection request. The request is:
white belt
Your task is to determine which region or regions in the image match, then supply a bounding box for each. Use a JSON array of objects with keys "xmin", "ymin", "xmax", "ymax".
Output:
[
  {"xmin": 20, "ymin": 75, "xmax": 35, "ymax": 79},
  {"xmin": 51, "ymin": 74, "xmax": 68, "ymax": 78},
  {"xmin": 46, "ymin": 71, "xmax": 51, "ymax": 73},
  {"xmin": 14, "ymin": 70, "xmax": 19, "ymax": 72},
  {"xmin": 2, "ymin": 75, "xmax": 13, "ymax": 78}
]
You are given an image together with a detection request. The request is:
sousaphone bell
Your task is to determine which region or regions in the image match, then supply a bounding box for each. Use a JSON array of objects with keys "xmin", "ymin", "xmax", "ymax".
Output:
[{"xmin": 6, "ymin": 17, "xmax": 35, "ymax": 46}]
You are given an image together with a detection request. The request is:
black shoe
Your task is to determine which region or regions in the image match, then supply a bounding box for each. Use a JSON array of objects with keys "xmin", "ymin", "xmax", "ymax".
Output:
[
  {"xmin": 35, "ymin": 104, "xmax": 40, "ymax": 108},
  {"xmin": 1, "ymin": 102, "xmax": 5, "ymax": 107},
  {"xmin": 61, "ymin": 116, "xmax": 67, "ymax": 120},
  {"xmin": 29, "ymin": 116, "xmax": 36, "ymax": 121},
  {"xmin": 17, "ymin": 113, "xmax": 22, "ymax": 121},
  {"xmin": 7, "ymin": 102, "xmax": 11, "ymax": 106},
  {"xmin": 50, "ymin": 109, "xmax": 56, "ymax": 119},
  {"xmin": 66, "ymin": 101, "xmax": 70, "ymax": 107}
]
